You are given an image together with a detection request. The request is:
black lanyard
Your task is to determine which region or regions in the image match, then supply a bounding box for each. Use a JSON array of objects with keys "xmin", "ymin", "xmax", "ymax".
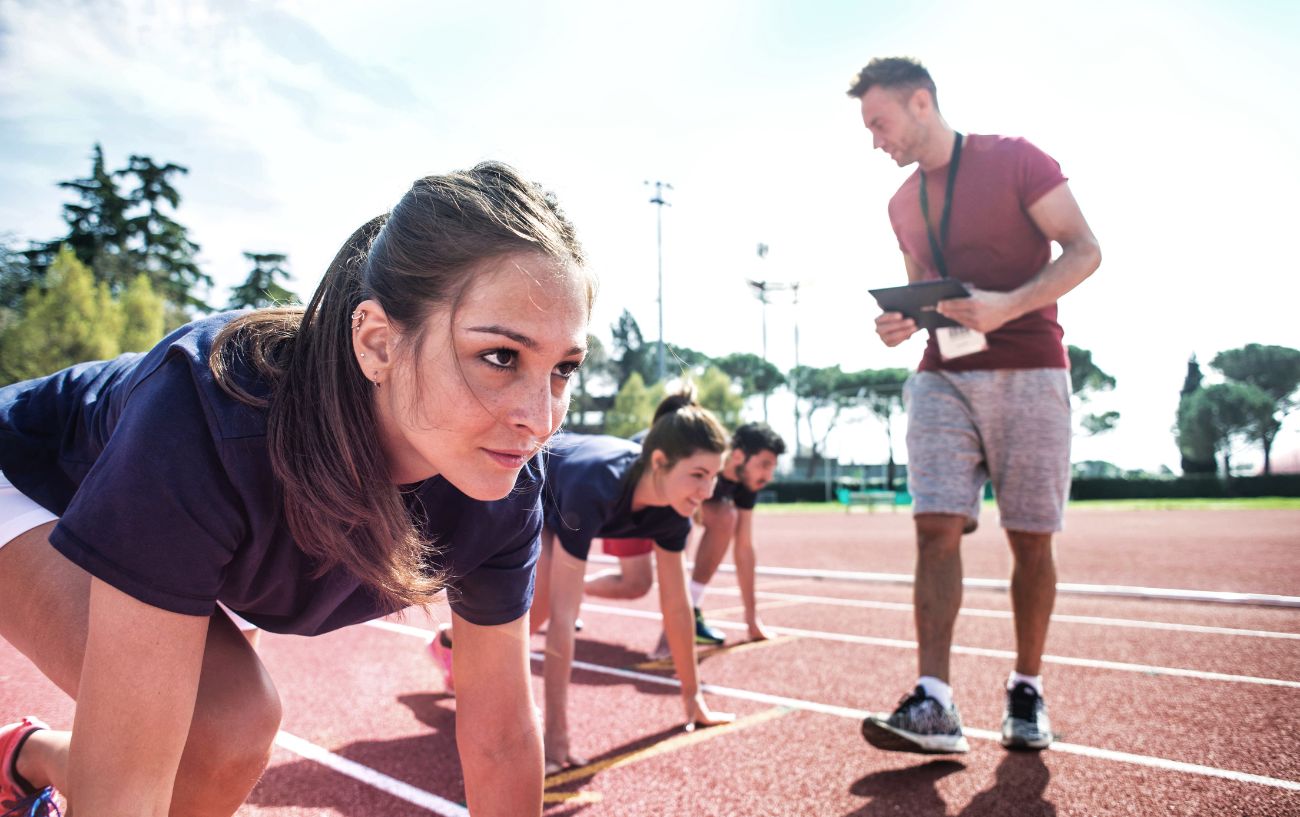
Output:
[{"xmin": 918, "ymin": 132, "xmax": 963, "ymax": 279}]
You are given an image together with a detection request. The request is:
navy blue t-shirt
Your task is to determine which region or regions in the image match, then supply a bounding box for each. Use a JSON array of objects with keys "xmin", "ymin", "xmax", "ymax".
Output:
[
  {"xmin": 709, "ymin": 473, "xmax": 758, "ymax": 510},
  {"xmin": 542, "ymin": 433, "xmax": 689, "ymax": 561},
  {"xmin": 0, "ymin": 313, "xmax": 541, "ymax": 635}
]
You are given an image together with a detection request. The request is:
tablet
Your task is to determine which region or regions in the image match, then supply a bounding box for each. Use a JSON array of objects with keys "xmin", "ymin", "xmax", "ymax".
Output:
[{"xmin": 868, "ymin": 279, "xmax": 970, "ymax": 330}]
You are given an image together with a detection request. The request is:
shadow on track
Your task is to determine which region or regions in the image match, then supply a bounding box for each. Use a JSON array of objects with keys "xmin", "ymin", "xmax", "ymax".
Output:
[
  {"xmin": 842, "ymin": 752, "xmax": 1056, "ymax": 817},
  {"xmin": 845, "ymin": 759, "xmax": 966, "ymax": 816},
  {"xmin": 956, "ymin": 752, "xmax": 1056, "ymax": 817},
  {"xmin": 245, "ymin": 692, "xmax": 465, "ymax": 815}
]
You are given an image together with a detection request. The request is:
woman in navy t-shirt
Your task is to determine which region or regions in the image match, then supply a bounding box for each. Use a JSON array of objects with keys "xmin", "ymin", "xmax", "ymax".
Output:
[
  {"xmin": 0, "ymin": 162, "xmax": 591, "ymax": 817},
  {"xmin": 530, "ymin": 392, "xmax": 736, "ymax": 774}
]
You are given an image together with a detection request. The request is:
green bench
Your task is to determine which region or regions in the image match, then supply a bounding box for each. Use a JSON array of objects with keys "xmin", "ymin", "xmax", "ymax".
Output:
[{"xmin": 836, "ymin": 487, "xmax": 898, "ymax": 513}]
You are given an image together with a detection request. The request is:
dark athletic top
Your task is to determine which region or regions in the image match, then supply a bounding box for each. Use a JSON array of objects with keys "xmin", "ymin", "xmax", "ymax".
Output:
[
  {"xmin": 0, "ymin": 312, "xmax": 541, "ymax": 635},
  {"xmin": 542, "ymin": 433, "xmax": 689, "ymax": 561},
  {"xmin": 708, "ymin": 473, "xmax": 758, "ymax": 510}
]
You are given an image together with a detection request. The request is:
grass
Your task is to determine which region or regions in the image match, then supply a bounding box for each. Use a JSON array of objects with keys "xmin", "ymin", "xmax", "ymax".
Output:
[{"xmin": 759, "ymin": 497, "xmax": 1300, "ymax": 513}]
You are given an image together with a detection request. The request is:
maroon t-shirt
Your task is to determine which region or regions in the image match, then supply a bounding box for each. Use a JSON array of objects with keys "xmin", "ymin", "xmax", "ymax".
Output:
[{"xmin": 887, "ymin": 133, "xmax": 1068, "ymax": 372}]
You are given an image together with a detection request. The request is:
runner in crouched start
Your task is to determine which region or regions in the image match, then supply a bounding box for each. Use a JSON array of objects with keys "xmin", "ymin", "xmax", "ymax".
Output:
[
  {"xmin": 529, "ymin": 391, "xmax": 736, "ymax": 774},
  {"xmin": 0, "ymin": 161, "xmax": 592, "ymax": 817}
]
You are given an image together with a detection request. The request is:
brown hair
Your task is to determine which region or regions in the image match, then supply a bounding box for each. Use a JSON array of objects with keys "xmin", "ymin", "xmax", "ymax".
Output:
[
  {"xmin": 210, "ymin": 161, "xmax": 588, "ymax": 611},
  {"xmin": 845, "ymin": 57, "xmax": 939, "ymax": 109},
  {"xmin": 626, "ymin": 386, "xmax": 729, "ymax": 489}
]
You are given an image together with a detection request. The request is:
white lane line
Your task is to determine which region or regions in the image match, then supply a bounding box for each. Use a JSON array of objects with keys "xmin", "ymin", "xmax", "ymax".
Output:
[
  {"xmin": 540, "ymin": 654, "xmax": 1300, "ymax": 793},
  {"xmin": 356, "ymin": 621, "xmax": 1300, "ymax": 793},
  {"xmin": 592, "ymin": 555, "xmax": 1300, "ymax": 608},
  {"xmin": 574, "ymin": 604, "xmax": 1300, "ymax": 689},
  {"xmin": 273, "ymin": 730, "xmax": 468, "ymax": 816},
  {"xmin": 705, "ymin": 587, "xmax": 1300, "ymax": 640}
]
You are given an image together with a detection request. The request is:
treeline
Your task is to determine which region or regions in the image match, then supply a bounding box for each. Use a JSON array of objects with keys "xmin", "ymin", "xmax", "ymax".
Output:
[
  {"xmin": 1176, "ymin": 347, "xmax": 1300, "ymax": 477},
  {"xmin": 571, "ymin": 311, "xmax": 1121, "ymax": 479},
  {"xmin": 0, "ymin": 144, "xmax": 297, "ymax": 385}
]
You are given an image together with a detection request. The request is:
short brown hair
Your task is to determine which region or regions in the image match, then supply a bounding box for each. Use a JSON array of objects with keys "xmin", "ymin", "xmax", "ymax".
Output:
[{"xmin": 846, "ymin": 57, "xmax": 938, "ymax": 110}]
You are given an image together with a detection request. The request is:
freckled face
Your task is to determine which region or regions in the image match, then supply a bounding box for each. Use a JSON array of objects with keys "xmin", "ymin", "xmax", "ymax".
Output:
[
  {"xmin": 649, "ymin": 449, "xmax": 725, "ymax": 518},
  {"xmin": 370, "ymin": 251, "xmax": 589, "ymax": 498}
]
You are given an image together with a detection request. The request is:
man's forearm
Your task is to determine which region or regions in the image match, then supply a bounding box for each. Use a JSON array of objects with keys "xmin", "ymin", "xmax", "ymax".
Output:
[{"xmin": 1008, "ymin": 236, "xmax": 1102, "ymax": 318}]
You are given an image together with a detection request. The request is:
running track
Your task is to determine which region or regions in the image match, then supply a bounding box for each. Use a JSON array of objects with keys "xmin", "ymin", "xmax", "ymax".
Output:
[{"xmin": 1, "ymin": 507, "xmax": 1296, "ymax": 815}]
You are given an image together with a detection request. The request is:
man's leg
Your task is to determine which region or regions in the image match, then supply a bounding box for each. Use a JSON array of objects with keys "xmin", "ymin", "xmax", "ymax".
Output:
[
  {"xmin": 913, "ymin": 513, "xmax": 966, "ymax": 683},
  {"xmin": 1006, "ymin": 531, "xmax": 1055, "ymax": 677}
]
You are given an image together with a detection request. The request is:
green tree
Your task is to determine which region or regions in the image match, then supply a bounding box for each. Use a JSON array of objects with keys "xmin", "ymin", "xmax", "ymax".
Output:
[
  {"xmin": 694, "ymin": 366, "xmax": 743, "ymax": 429},
  {"xmin": 857, "ymin": 367, "xmax": 910, "ymax": 489},
  {"xmin": 118, "ymin": 273, "xmax": 166, "ymax": 352},
  {"xmin": 1177, "ymin": 382, "xmax": 1274, "ymax": 479},
  {"xmin": 45, "ymin": 144, "xmax": 135, "ymax": 291},
  {"xmin": 1176, "ymin": 355, "xmax": 1216, "ymax": 475},
  {"xmin": 790, "ymin": 364, "xmax": 853, "ymax": 476},
  {"xmin": 566, "ymin": 334, "xmax": 616, "ymax": 432},
  {"xmin": 714, "ymin": 352, "xmax": 785, "ymax": 420},
  {"xmin": 1067, "ymin": 345, "xmax": 1119, "ymax": 435},
  {"xmin": 228, "ymin": 252, "xmax": 298, "ymax": 310},
  {"xmin": 610, "ymin": 310, "xmax": 655, "ymax": 386},
  {"xmin": 0, "ymin": 247, "xmax": 121, "ymax": 384},
  {"xmin": 1211, "ymin": 344, "xmax": 1300, "ymax": 475},
  {"xmin": 1, "ymin": 234, "xmax": 40, "ymax": 316},
  {"xmin": 118, "ymin": 154, "xmax": 211, "ymax": 312},
  {"xmin": 605, "ymin": 372, "xmax": 663, "ymax": 438}
]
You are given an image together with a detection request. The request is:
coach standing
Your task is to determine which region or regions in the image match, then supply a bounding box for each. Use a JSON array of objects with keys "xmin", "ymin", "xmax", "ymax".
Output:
[{"xmin": 849, "ymin": 57, "xmax": 1101, "ymax": 754}]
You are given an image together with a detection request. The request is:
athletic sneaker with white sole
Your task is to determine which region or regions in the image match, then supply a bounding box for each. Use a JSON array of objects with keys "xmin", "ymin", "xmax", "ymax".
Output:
[
  {"xmin": 861, "ymin": 686, "xmax": 970, "ymax": 754},
  {"xmin": 1001, "ymin": 682, "xmax": 1053, "ymax": 750}
]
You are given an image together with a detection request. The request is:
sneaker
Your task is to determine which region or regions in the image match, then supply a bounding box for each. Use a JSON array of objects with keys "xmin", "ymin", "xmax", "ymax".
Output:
[
  {"xmin": 693, "ymin": 607, "xmax": 725, "ymax": 646},
  {"xmin": 1001, "ymin": 682, "xmax": 1053, "ymax": 750},
  {"xmin": 1, "ymin": 716, "xmax": 60, "ymax": 816},
  {"xmin": 861, "ymin": 686, "xmax": 970, "ymax": 754},
  {"xmin": 427, "ymin": 625, "xmax": 454, "ymax": 694}
]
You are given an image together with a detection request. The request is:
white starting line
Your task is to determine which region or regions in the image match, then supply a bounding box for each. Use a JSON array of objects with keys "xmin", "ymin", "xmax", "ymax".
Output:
[
  {"xmin": 576, "ymin": 603, "xmax": 1300, "ymax": 689},
  {"xmin": 588, "ymin": 555, "xmax": 1300, "ymax": 608},
  {"xmin": 347, "ymin": 619, "xmax": 1300, "ymax": 798}
]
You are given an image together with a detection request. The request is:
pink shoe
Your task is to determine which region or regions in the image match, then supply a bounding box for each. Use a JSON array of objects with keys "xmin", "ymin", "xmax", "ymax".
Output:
[
  {"xmin": 427, "ymin": 625, "xmax": 455, "ymax": 694},
  {"xmin": 1, "ymin": 716, "xmax": 60, "ymax": 816}
]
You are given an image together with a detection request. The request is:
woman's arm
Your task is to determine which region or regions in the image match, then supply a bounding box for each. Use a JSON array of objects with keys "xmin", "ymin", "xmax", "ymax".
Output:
[
  {"xmin": 70, "ymin": 577, "xmax": 210, "ymax": 815},
  {"xmin": 540, "ymin": 535, "xmax": 589, "ymax": 768},
  {"xmin": 452, "ymin": 611, "xmax": 543, "ymax": 817},
  {"xmin": 653, "ymin": 547, "xmax": 734, "ymax": 727}
]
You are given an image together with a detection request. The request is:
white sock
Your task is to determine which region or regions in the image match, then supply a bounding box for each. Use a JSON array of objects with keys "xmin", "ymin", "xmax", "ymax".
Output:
[
  {"xmin": 1008, "ymin": 671, "xmax": 1043, "ymax": 695},
  {"xmin": 689, "ymin": 580, "xmax": 707, "ymax": 608},
  {"xmin": 917, "ymin": 675, "xmax": 953, "ymax": 709}
]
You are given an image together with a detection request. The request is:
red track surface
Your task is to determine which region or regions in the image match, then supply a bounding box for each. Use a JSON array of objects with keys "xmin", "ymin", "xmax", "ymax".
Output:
[{"xmin": 2, "ymin": 507, "xmax": 1298, "ymax": 815}]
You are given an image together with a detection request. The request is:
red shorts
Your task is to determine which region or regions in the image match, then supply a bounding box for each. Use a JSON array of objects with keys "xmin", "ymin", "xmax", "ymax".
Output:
[{"xmin": 602, "ymin": 538, "xmax": 655, "ymax": 557}]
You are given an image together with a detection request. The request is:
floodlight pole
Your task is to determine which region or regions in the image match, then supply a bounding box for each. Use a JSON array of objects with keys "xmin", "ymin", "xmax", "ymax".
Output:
[
  {"xmin": 646, "ymin": 180, "xmax": 673, "ymax": 383},
  {"xmin": 746, "ymin": 266, "xmax": 771, "ymax": 422}
]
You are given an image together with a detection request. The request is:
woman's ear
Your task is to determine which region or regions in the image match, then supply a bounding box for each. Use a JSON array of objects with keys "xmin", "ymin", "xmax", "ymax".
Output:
[
  {"xmin": 351, "ymin": 299, "xmax": 396, "ymax": 387},
  {"xmin": 650, "ymin": 448, "xmax": 669, "ymax": 472}
]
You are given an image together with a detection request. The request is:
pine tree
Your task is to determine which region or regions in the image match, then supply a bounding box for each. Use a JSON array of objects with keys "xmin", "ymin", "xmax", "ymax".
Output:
[{"xmin": 228, "ymin": 252, "xmax": 298, "ymax": 309}]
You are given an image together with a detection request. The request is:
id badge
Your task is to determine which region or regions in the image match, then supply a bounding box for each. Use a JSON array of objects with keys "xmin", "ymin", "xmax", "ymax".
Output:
[{"xmin": 935, "ymin": 326, "xmax": 988, "ymax": 360}]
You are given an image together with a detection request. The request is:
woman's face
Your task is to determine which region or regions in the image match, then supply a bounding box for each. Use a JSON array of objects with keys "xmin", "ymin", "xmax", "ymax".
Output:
[
  {"xmin": 649, "ymin": 448, "xmax": 725, "ymax": 518},
  {"xmin": 356, "ymin": 251, "xmax": 589, "ymax": 499}
]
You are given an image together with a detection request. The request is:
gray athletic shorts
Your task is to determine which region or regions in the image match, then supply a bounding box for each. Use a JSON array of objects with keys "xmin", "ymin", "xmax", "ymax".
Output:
[{"xmin": 904, "ymin": 368, "xmax": 1072, "ymax": 534}]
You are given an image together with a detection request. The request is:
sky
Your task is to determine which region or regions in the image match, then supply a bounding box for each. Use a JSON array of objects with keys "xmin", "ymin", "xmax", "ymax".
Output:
[{"xmin": 2, "ymin": 0, "xmax": 1298, "ymax": 473}]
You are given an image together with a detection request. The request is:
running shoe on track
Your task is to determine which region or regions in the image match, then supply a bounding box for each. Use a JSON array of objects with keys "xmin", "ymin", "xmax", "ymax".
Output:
[
  {"xmin": 427, "ymin": 625, "xmax": 455, "ymax": 694},
  {"xmin": 1, "ymin": 717, "xmax": 60, "ymax": 816},
  {"xmin": 694, "ymin": 607, "xmax": 725, "ymax": 646},
  {"xmin": 1001, "ymin": 682, "xmax": 1053, "ymax": 750},
  {"xmin": 861, "ymin": 686, "xmax": 970, "ymax": 754}
]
